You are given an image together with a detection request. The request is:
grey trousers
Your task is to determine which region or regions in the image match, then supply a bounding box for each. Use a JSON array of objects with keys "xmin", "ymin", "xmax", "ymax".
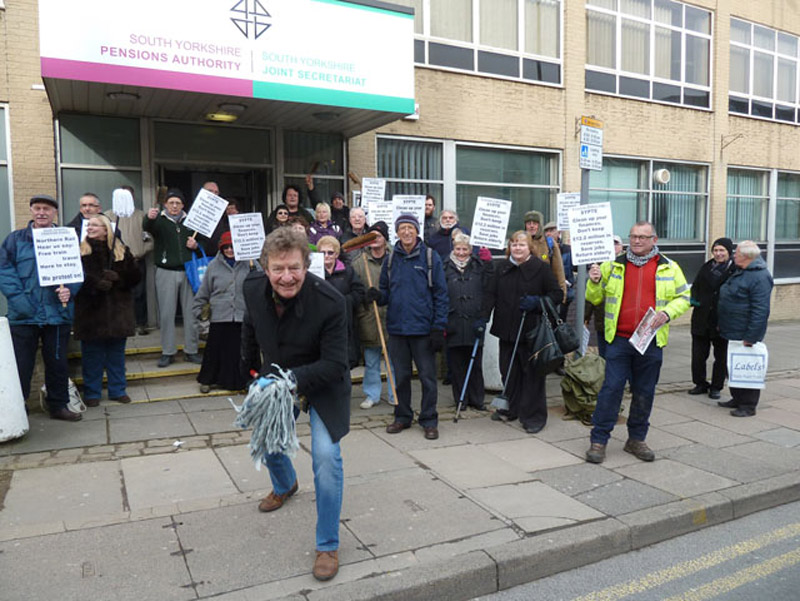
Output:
[{"xmin": 154, "ymin": 267, "xmax": 199, "ymax": 356}]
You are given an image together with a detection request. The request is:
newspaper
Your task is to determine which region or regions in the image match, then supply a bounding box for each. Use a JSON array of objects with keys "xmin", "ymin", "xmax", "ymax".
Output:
[{"xmin": 628, "ymin": 307, "xmax": 663, "ymax": 355}]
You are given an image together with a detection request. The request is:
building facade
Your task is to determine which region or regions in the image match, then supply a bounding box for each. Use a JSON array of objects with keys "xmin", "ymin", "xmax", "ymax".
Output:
[{"xmin": 1, "ymin": 0, "xmax": 798, "ymax": 317}]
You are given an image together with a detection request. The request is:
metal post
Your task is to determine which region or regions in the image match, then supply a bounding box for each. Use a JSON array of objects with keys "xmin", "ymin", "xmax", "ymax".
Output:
[{"xmin": 573, "ymin": 168, "xmax": 591, "ymax": 355}]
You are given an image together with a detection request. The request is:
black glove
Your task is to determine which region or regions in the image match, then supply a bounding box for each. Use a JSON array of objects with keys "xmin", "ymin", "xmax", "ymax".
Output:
[
  {"xmin": 95, "ymin": 279, "xmax": 113, "ymax": 292},
  {"xmin": 365, "ymin": 287, "xmax": 382, "ymax": 303},
  {"xmin": 430, "ymin": 330, "xmax": 445, "ymax": 352},
  {"xmin": 519, "ymin": 295, "xmax": 540, "ymax": 312},
  {"xmin": 473, "ymin": 318, "xmax": 487, "ymax": 339},
  {"xmin": 102, "ymin": 269, "xmax": 120, "ymax": 282}
]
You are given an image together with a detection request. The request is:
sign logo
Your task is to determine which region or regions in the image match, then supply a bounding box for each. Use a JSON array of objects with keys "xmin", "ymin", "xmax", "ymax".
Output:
[{"xmin": 231, "ymin": 0, "xmax": 272, "ymax": 39}]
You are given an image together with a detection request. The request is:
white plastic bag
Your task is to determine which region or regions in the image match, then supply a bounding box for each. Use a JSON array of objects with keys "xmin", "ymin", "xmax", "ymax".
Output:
[
  {"xmin": 40, "ymin": 378, "xmax": 87, "ymax": 413},
  {"xmin": 727, "ymin": 340, "xmax": 768, "ymax": 390}
]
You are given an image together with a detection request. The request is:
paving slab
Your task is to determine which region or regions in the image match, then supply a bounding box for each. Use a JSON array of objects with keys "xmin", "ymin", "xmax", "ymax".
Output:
[
  {"xmin": 410, "ymin": 444, "xmax": 532, "ymax": 489},
  {"xmin": 768, "ymin": 398, "xmax": 800, "ymax": 413},
  {"xmin": 179, "ymin": 395, "xmax": 240, "ymax": 412},
  {"xmin": 3, "ymin": 414, "xmax": 108, "ymax": 454},
  {"xmin": 553, "ymin": 437, "xmax": 641, "ymax": 469},
  {"xmin": 105, "ymin": 399, "xmax": 185, "ymax": 418},
  {"xmin": 615, "ymin": 458, "xmax": 738, "ymax": 497},
  {"xmin": 661, "ymin": 443, "xmax": 786, "ymax": 483},
  {"xmin": 176, "ymin": 501, "xmax": 372, "ymax": 598},
  {"xmin": 752, "ymin": 427, "xmax": 800, "ymax": 447},
  {"xmin": 339, "ymin": 428, "xmax": 417, "ymax": 477},
  {"xmin": 371, "ymin": 415, "xmax": 527, "ymax": 452},
  {"xmin": 527, "ymin": 410, "xmax": 592, "ymax": 443},
  {"xmin": 575, "ymin": 477, "xmax": 679, "ymax": 515},
  {"xmin": 215, "ymin": 444, "xmax": 313, "ymax": 494},
  {"xmin": 479, "ymin": 437, "xmax": 582, "ymax": 472},
  {"xmin": 413, "ymin": 528, "xmax": 519, "ymax": 564},
  {"xmin": 754, "ymin": 406, "xmax": 800, "ymax": 430},
  {"xmin": 470, "ymin": 481, "xmax": 604, "ymax": 533},
  {"xmin": 110, "ymin": 413, "xmax": 196, "ymax": 444},
  {"xmin": 659, "ymin": 421, "xmax": 755, "ymax": 448},
  {"xmin": 703, "ymin": 411, "xmax": 776, "ymax": 436},
  {"xmin": 121, "ymin": 448, "xmax": 238, "ymax": 511},
  {"xmin": 532, "ymin": 463, "xmax": 624, "ymax": 497},
  {"xmin": 186, "ymin": 408, "xmax": 239, "ymax": 435},
  {"xmin": 0, "ymin": 517, "xmax": 193, "ymax": 601},
  {"xmin": 0, "ymin": 461, "xmax": 124, "ymax": 536},
  {"xmin": 342, "ymin": 469, "xmax": 500, "ymax": 556},
  {"xmin": 643, "ymin": 405, "xmax": 693, "ymax": 427},
  {"xmin": 723, "ymin": 440, "xmax": 800, "ymax": 472}
]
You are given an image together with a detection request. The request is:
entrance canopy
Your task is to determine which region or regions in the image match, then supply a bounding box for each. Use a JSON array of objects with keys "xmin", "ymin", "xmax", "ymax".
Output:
[{"xmin": 38, "ymin": 0, "xmax": 415, "ymax": 137}]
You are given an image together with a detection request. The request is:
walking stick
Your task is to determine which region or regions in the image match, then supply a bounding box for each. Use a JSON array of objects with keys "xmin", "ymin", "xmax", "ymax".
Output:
[
  {"xmin": 361, "ymin": 253, "xmax": 398, "ymax": 406},
  {"xmin": 491, "ymin": 311, "xmax": 527, "ymax": 412},
  {"xmin": 454, "ymin": 337, "xmax": 480, "ymax": 423}
]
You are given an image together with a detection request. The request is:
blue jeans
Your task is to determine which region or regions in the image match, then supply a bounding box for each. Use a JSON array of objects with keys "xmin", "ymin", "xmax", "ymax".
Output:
[
  {"xmin": 264, "ymin": 407, "xmax": 343, "ymax": 551},
  {"xmin": 591, "ymin": 336, "xmax": 663, "ymax": 445},
  {"xmin": 362, "ymin": 346, "xmax": 396, "ymax": 403},
  {"xmin": 388, "ymin": 334, "xmax": 438, "ymax": 428},
  {"xmin": 81, "ymin": 338, "xmax": 128, "ymax": 399}
]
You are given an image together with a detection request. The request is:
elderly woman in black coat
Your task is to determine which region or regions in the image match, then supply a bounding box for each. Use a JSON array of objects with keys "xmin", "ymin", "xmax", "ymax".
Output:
[
  {"xmin": 74, "ymin": 213, "xmax": 141, "ymax": 405},
  {"xmin": 443, "ymin": 232, "xmax": 492, "ymax": 410},
  {"xmin": 483, "ymin": 230, "xmax": 562, "ymax": 433},
  {"xmin": 688, "ymin": 237, "xmax": 736, "ymax": 400}
]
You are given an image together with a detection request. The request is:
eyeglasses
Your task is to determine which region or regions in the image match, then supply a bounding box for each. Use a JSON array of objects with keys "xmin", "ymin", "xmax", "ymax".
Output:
[
  {"xmin": 629, "ymin": 235, "xmax": 655, "ymax": 241},
  {"xmin": 321, "ymin": 250, "xmax": 336, "ymax": 256},
  {"xmin": 277, "ymin": 211, "xmax": 288, "ymax": 216}
]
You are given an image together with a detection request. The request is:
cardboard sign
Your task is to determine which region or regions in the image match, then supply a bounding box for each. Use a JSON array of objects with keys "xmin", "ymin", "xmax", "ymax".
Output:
[
  {"xmin": 183, "ymin": 188, "xmax": 228, "ymax": 239},
  {"xmin": 568, "ymin": 203, "xmax": 615, "ymax": 266},
  {"xmin": 361, "ymin": 178, "xmax": 386, "ymax": 205},
  {"xmin": 228, "ymin": 213, "xmax": 266, "ymax": 261},
  {"xmin": 390, "ymin": 195, "xmax": 426, "ymax": 246},
  {"xmin": 470, "ymin": 197, "xmax": 512, "ymax": 250},
  {"xmin": 309, "ymin": 252, "xmax": 326, "ymax": 280},
  {"xmin": 556, "ymin": 193, "xmax": 581, "ymax": 231},
  {"xmin": 32, "ymin": 227, "xmax": 84, "ymax": 287}
]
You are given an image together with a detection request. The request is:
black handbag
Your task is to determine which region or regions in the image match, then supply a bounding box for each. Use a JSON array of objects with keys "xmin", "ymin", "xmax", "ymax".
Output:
[
  {"xmin": 526, "ymin": 299, "xmax": 564, "ymax": 374},
  {"xmin": 542, "ymin": 297, "xmax": 581, "ymax": 354}
]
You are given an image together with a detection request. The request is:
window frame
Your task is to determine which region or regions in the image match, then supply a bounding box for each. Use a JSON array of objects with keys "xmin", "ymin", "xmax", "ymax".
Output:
[{"xmin": 0, "ymin": 104, "xmax": 13, "ymax": 231}]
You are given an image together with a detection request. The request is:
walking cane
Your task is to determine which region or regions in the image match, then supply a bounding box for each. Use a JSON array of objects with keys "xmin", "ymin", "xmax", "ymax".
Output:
[
  {"xmin": 491, "ymin": 311, "xmax": 527, "ymax": 412},
  {"xmin": 454, "ymin": 337, "xmax": 481, "ymax": 423}
]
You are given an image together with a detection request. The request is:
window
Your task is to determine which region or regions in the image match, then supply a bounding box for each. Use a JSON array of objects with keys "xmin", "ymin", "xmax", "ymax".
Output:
[
  {"xmin": 0, "ymin": 106, "xmax": 11, "ymax": 315},
  {"xmin": 729, "ymin": 18, "xmax": 800, "ymax": 124},
  {"xmin": 377, "ymin": 136, "xmax": 560, "ymax": 243},
  {"xmin": 726, "ymin": 169, "xmax": 768, "ymax": 241},
  {"xmin": 59, "ymin": 114, "xmax": 143, "ymax": 221},
  {"xmin": 283, "ymin": 131, "xmax": 344, "ymax": 206},
  {"xmin": 590, "ymin": 156, "xmax": 709, "ymax": 276},
  {"xmin": 773, "ymin": 172, "xmax": 800, "ymax": 279},
  {"xmin": 586, "ymin": 0, "xmax": 712, "ymax": 109},
  {"xmin": 410, "ymin": 0, "xmax": 562, "ymax": 85}
]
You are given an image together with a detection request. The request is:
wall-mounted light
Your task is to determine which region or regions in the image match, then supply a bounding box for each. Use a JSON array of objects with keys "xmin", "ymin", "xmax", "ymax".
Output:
[
  {"xmin": 107, "ymin": 91, "xmax": 140, "ymax": 101},
  {"xmin": 205, "ymin": 112, "xmax": 240, "ymax": 123},
  {"xmin": 205, "ymin": 102, "xmax": 247, "ymax": 123}
]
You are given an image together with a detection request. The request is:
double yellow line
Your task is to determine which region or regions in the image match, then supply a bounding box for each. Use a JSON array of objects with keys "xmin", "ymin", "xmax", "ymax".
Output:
[{"xmin": 574, "ymin": 523, "xmax": 800, "ymax": 601}]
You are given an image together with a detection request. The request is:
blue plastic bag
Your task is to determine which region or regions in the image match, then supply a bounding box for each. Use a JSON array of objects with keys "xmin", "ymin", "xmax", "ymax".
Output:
[{"xmin": 184, "ymin": 247, "xmax": 211, "ymax": 294}]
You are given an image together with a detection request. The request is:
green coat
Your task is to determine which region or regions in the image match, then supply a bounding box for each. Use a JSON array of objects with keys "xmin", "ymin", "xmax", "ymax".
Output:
[
  {"xmin": 142, "ymin": 211, "xmax": 202, "ymax": 270},
  {"xmin": 352, "ymin": 250, "xmax": 390, "ymax": 347}
]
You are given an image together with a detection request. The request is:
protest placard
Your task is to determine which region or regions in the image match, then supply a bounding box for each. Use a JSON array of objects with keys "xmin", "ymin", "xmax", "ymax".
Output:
[
  {"xmin": 228, "ymin": 213, "xmax": 266, "ymax": 261},
  {"xmin": 183, "ymin": 188, "xmax": 228, "ymax": 239},
  {"xmin": 367, "ymin": 201, "xmax": 393, "ymax": 228},
  {"xmin": 32, "ymin": 227, "xmax": 83, "ymax": 287},
  {"xmin": 556, "ymin": 192, "xmax": 581, "ymax": 231},
  {"xmin": 568, "ymin": 202, "xmax": 615, "ymax": 266},
  {"xmin": 309, "ymin": 252, "xmax": 326, "ymax": 279},
  {"xmin": 391, "ymin": 195, "xmax": 426, "ymax": 245},
  {"xmin": 361, "ymin": 178, "xmax": 386, "ymax": 205},
  {"xmin": 470, "ymin": 197, "xmax": 512, "ymax": 249}
]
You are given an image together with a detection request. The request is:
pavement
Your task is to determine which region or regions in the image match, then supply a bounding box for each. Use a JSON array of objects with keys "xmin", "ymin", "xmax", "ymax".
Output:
[{"xmin": 1, "ymin": 322, "xmax": 800, "ymax": 601}]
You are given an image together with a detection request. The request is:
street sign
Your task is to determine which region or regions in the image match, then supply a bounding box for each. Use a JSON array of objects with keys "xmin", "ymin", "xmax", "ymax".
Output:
[
  {"xmin": 579, "ymin": 143, "xmax": 603, "ymax": 171},
  {"xmin": 579, "ymin": 116, "xmax": 604, "ymax": 172}
]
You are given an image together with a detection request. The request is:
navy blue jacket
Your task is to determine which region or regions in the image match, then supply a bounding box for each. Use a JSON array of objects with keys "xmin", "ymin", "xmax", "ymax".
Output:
[
  {"xmin": 378, "ymin": 238, "xmax": 449, "ymax": 336},
  {"xmin": 428, "ymin": 223, "xmax": 471, "ymax": 259},
  {"xmin": 0, "ymin": 223, "xmax": 81, "ymax": 325},
  {"xmin": 717, "ymin": 257, "xmax": 773, "ymax": 343}
]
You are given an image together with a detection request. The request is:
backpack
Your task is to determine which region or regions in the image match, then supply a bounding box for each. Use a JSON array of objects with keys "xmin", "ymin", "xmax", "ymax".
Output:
[{"xmin": 387, "ymin": 245, "xmax": 434, "ymax": 289}]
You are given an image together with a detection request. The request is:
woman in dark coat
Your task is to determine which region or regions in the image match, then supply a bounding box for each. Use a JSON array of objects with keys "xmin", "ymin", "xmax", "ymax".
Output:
[
  {"xmin": 443, "ymin": 232, "xmax": 492, "ymax": 410},
  {"xmin": 74, "ymin": 214, "xmax": 141, "ymax": 405},
  {"xmin": 266, "ymin": 204, "xmax": 291, "ymax": 234},
  {"xmin": 317, "ymin": 235, "xmax": 365, "ymax": 368},
  {"xmin": 688, "ymin": 237, "xmax": 736, "ymax": 400},
  {"xmin": 483, "ymin": 230, "xmax": 561, "ymax": 433}
]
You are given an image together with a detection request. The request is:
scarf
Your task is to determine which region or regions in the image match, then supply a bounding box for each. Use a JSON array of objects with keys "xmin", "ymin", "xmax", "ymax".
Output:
[
  {"xmin": 449, "ymin": 251, "xmax": 471, "ymax": 272},
  {"xmin": 626, "ymin": 244, "xmax": 660, "ymax": 267}
]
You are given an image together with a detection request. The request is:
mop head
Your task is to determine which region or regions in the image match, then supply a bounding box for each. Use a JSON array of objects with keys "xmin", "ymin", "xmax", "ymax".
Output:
[
  {"xmin": 111, "ymin": 188, "xmax": 135, "ymax": 218},
  {"xmin": 229, "ymin": 365, "xmax": 300, "ymax": 469}
]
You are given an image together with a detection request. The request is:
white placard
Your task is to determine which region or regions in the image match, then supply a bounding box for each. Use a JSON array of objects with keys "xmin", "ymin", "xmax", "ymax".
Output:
[
  {"xmin": 469, "ymin": 197, "xmax": 512, "ymax": 250},
  {"xmin": 361, "ymin": 178, "xmax": 386, "ymax": 205},
  {"xmin": 568, "ymin": 203, "xmax": 615, "ymax": 266},
  {"xmin": 390, "ymin": 195, "xmax": 426, "ymax": 246},
  {"xmin": 228, "ymin": 213, "xmax": 266, "ymax": 261},
  {"xmin": 352, "ymin": 190, "xmax": 362, "ymax": 208},
  {"xmin": 557, "ymin": 193, "xmax": 581, "ymax": 231},
  {"xmin": 309, "ymin": 252, "xmax": 326, "ymax": 280},
  {"xmin": 366, "ymin": 201, "xmax": 393, "ymax": 228},
  {"xmin": 32, "ymin": 227, "xmax": 84, "ymax": 287},
  {"xmin": 183, "ymin": 189, "xmax": 229, "ymax": 239}
]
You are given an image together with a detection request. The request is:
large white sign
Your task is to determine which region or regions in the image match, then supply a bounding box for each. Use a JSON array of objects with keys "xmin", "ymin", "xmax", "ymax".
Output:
[
  {"xmin": 38, "ymin": 0, "xmax": 414, "ymax": 114},
  {"xmin": 568, "ymin": 203, "xmax": 615, "ymax": 266},
  {"xmin": 184, "ymin": 189, "xmax": 229, "ymax": 239},
  {"xmin": 309, "ymin": 252, "xmax": 326, "ymax": 280},
  {"xmin": 32, "ymin": 227, "xmax": 84, "ymax": 287},
  {"xmin": 470, "ymin": 197, "xmax": 512, "ymax": 250},
  {"xmin": 556, "ymin": 192, "xmax": 581, "ymax": 231},
  {"xmin": 361, "ymin": 178, "xmax": 387, "ymax": 205},
  {"xmin": 366, "ymin": 201, "xmax": 393, "ymax": 228},
  {"xmin": 228, "ymin": 213, "xmax": 266, "ymax": 261}
]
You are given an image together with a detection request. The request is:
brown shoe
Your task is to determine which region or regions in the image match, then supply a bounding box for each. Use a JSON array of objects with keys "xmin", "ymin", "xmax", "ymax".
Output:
[
  {"xmin": 386, "ymin": 421, "xmax": 411, "ymax": 434},
  {"xmin": 624, "ymin": 439, "xmax": 655, "ymax": 462},
  {"xmin": 423, "ymin": 426, "xmax": 439, "ymax": 440},
  {"xmin": 258, "ymin": 480, "xmax": 298, "ymax": 512},
  {"xmin": 84, "ymin": 398, "xmax": 101, "ymax": 408},
  {"xmin": 111, "ymin": 395, "xmax": 132, "ymax": 404},
  {"xmin": 50, "ymin": 407, "xmax": 83, "ymax": 422},
  {"xmin": 585, "ymin": 443, "xmax": 606, "ymax": 464},
  {"xmin": 312, "ymin": 550, "xmax": 339, "ymax": 581}
]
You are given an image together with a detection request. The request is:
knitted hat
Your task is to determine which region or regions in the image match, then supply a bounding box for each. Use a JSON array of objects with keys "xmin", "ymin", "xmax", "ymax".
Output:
[
  {"xmin": 165, "ymin": 189, "xmax": 185, "ymax": 204},
  {"xmin": 368, "ymin": 220, "xmax": 389, "ymax": 241},
  {"xmin": 543, "ymin": 221, "xmax": 557, "ymax": 231},
  {"xmin": 712, "ymin": 237, "xmax": 734, "ymax": 256},
  {"xmin": 219, "ymin": 231, "xmax": 233, "ymax": 249},
  {"xmin": 524, "ymin": 210, "xmax": 543, "ymax": 224},
  {"xmin": 29, "ymin": 194, "xmax": 58, "ymax": 209},
  {"xmin": 330, "ymin": 192, "xmax": 345, "ymax": 202},
  {"xmin": 394, "ymin": 213, "xmax": 420, "ymax": 233}
]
